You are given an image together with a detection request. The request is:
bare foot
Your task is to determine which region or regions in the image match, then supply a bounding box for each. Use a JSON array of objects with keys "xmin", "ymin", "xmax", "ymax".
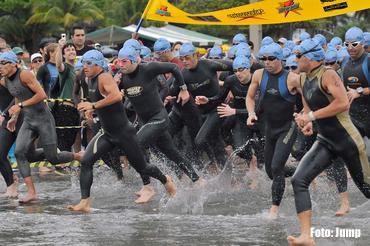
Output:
[
  {"xmin": 267, "ymin": 205, "xmax": 279, "ymax": 220},
  {"xmin": 135, "ymin": 185, "xmax": 156, "ymax": 204},
  {"xmin": 67, "ymin": 198, "xmax": 91, "ymax": 213},
  {"xmin": 74, "ymin": 151, "xmax": 85, "ymax": 161},
  {"xmin": 287, "ymin": 234, "xmax": 315, "ymax": 246},
  {"xmin": 335, "ymin": 204, "xmax": 350, "ymax": 217},
  {"xmin": 164, "ymin": 175, "xmax": 176, "ymax": 197},
  {"xmin": 19, "ymin": 192, "xmax": 38, "ymax": 204},
  {"xmin": 135, "ymin": 186, "xmax": 146, "ymax": 197}
]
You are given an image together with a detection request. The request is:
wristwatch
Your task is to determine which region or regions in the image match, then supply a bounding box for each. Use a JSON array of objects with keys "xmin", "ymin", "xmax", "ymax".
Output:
[
  {"xmin": 179, "ymin": 84, "xmax": 187, "ymax": 91},
  {"xmin": 18, "ymin": 102, "xmax": 24, "ymax": 108},
  {"xmin": 356, "ymin": 87, "xmax": 364, "ymax": 95}
]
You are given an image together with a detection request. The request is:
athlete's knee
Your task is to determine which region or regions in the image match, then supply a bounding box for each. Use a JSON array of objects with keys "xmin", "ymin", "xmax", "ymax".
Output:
[{"xmin": 291, "ymin": 173, "xmax": 309, "ymax": 192}]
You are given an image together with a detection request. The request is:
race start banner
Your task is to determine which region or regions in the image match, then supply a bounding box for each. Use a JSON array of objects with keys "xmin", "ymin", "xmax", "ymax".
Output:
[{"xmin": 144, "ymin": 0, "xmax": 370, "ymax": 25}]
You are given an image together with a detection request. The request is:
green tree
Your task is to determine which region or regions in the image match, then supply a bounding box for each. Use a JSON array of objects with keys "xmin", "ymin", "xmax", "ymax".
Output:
[{"xmin": 26, "ymin": 0, "xmax": 104, "ymax": 32}]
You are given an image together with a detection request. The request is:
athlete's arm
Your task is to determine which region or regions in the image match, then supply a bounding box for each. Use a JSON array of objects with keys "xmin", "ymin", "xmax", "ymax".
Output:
[
  {"xmin": 19, "ymin": 70, "xmax": 48, "ymax": 106},
  {"xmin": 97, "ymin": 73, "xmax": 123, "ymax": 108},
  {"xmin": 246, "ymin": 69, "xmax": 262, "ymax": 125},
  {"xmin": 208, "ymin": 59, "xmax": 233, "ymax": 72},
  {"xmin": 56, "ymin": 40, "xmax": 65, "ymax": 73}
]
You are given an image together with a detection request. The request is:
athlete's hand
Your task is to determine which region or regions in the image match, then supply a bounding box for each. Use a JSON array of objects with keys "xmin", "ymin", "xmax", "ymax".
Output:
[
  {"xmin": 347, "ymin": 86, "xmax": 360, "ymax": 104},
  {"xmin": 177, "ymin": 89, "xmax": 190, "ymax": 106},
  {"xmin": 164, "ymin": 96, "xmax": 176, "ymax": 106},
  {"xmin": 247, "ymin": 114, "xmax": 257, "ymax": 126},
  {"xmin": 217, "ymin": 103, "xmax": 236, "ymax": 117},
  {"xmin": 9, "ymin": 104, "xmax": 21, "ymax": 116},
  {"xmin": 6, "ymin": 117, "xmax": 17, "ymax": 132},
  {"xmin": 301, "ymin": 122, "xmax": 313, "ymax": 136},
  {"xmin": 195, "ymin": 96, "xmax": 209, "ymax": 105},
  {"xmin": 84, "ymin": 110, "xmax": 93, "ymax": 120},
  {"xmin": 225, "ymin": 91, "xmax": 234, "ymax": 104},
  {"xmin": 77, "ymin": 102, "xmax": 93, "ymax": 111},
  {"xmin": 294, "ymin": 112, "xmax": 309, "ymax": 129}
]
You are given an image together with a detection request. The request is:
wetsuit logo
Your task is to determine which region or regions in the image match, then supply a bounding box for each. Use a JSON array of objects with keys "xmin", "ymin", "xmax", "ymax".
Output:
[
  {"xmin": 126, "ymin": 86, "xmax": 143, "ymax": 97},
  {"xmin": 347, "ymin": 76, "xmax": 360, "ymax": 87},
  {"xmin": 277, "ymin": 0, "xmax": 302, "ymax": 17},
  {"xmin": 188, "ymin": 79, "xmax": 211, "ymax": 91},
  {"xmin": 267, "ymin": 88, "xmax": 278, "ymax": 95}
]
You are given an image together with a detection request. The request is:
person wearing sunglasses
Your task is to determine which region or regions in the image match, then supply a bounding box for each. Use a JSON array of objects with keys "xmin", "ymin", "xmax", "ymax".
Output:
[
  {"xmin": 289, "ymin": 38, "xmax": 370, "ymax": 246},
  {"xmin": 247, "ymin": 42, "xmax": 300, "ymax": 220},
  {"xmin": 68, "ymin": 50, "xmax": 176, "ymax": 212},
  {"xmin": 342, "ymin": 27, "xmax": 370, "ymax": 138},
  {"xmin": 115, "ymin": 46, "xmax": 203, "ymax": 203},
  {"xmin": 0, "ymin": 51, "xmax": 82, "ymax": 203},
  {"xmin": 324, "ymin": 48, "xmax": 340, "ymax": 72},
  {"xmin": 29, "ymin": 53, "xmax": 44, "ymax": 76},
  {"xmin": 284, "ymin": 55, "xmax": 299, "ymax": 74}
]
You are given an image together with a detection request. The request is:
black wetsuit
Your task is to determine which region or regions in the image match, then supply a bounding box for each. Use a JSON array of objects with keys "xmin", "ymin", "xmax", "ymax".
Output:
[
  {"xmin": 343, "ymin": 52, "xmax": 370, "ymax": 137},
  {"xmin": 291, "ymin": 65, "xmax": 370, "ymax": 213},
  {"xmin": 181, "ymin": 59, "xmax": 233, "ymax": 168},
  {"xmin": 80, "ymin": 71, "xmax": 168, "ymax": 199},
  {"xmin": 209, "ymin": 74, "xmax": 264, "ymax": 163},
  {"xmin": 119, "ymin": 62, "xmax": 199, "ymax": 184},
  {"xmin": 0, "ymin": 84, "xmax": 16, "ymax": 187},
  {"xmin": 4, "ymin": 69, "xmax": 73, "ymax": 178},
  {"xmin": 259, "ymin": 69, "xmax": 298, "ymax": 206}
]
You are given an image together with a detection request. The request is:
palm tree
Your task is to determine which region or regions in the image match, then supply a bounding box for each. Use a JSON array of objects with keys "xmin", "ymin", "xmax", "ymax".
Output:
[
  {"xmin": 102, "ymin": 0, "xmax": 148, "ymax": 27},
  {"xmin": 26, "ymin": 0, "xmax": 104, "ymax": 32}
]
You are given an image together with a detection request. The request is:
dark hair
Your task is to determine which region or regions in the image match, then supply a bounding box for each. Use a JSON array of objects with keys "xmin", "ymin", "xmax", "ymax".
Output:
[
  {"xmin": 171, "ymin": 41, "xmax": 183, "ymax": 51},
  {"xmin": 247, "ymin": 41, "xmax": 254, "ymax": 50},
  {"xmin": 71, "ymin": 25, "xmax": 86, "ymax": 36},
  {"xmin": 62, "ymin": 42, "xmax": 76, "ymax": 55},
  {"xmin": 39, "ymin": 37, "xmax": 56, "ymax": 49}
]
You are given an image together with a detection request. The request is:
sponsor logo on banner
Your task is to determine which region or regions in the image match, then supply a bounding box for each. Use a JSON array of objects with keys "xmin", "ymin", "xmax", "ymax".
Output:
[
  {"xmin": 156, "ymin": 5, "xmax": 171, "ymax": 17},
  {"xmin": 187, "ymin": 15, "xmax": 221, "ymax": 22},
  {"xmin": 323, "ymin": 2, "xmax": 348, "ymax": 12},
  {"xmin": 227, "ymin": 8, "xmax": 266, "ymax": 21},
  {"xmin": 320, "ymin": 0, "xmax": 336, "ymax": 3},
  {"xmin": 277, "ymin": 0, "xmax": 303, "ymax": 17}
]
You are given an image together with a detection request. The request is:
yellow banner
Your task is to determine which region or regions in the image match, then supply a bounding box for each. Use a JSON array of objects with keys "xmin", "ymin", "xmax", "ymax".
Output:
[{"xmin": 145, "ymin": 0, "xmax": 370, "ymax": 25}]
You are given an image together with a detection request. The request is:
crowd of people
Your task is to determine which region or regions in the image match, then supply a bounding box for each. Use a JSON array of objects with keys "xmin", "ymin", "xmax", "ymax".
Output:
[{"xmin": 0, "ymin": 24, "xmax": 370, "ymax": 245}]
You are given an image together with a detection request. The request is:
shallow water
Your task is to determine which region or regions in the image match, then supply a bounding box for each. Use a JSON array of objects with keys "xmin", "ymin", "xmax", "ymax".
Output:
[{"xmin": 0, "ymin": 163, "xmax": 369, "ymax": 246}]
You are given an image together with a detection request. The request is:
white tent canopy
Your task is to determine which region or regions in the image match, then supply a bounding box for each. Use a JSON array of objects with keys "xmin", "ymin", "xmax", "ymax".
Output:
[{"xmin": 86, "ymin": 24, "xmax": 227, "ymax": 47}]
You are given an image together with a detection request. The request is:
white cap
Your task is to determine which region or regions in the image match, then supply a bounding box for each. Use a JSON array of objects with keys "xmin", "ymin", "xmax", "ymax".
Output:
[{"xmin": 30, "ymin": 53, "xmax": 42, "ymax": 62}]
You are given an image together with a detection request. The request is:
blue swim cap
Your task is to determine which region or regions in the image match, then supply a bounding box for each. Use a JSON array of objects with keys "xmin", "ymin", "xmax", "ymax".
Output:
[
  {"xmin": 153, "ymin": 38, "xmax": 171, "ymax": 52},
  {"xmin": 299, "ymin": 31, "xmax": 311, "ymax": 41},
  {"xmin": 285, "ymin": 40, "xmax": 296, "ymax": 51},
  {"xmin": 179, "ymin": 42, "xmax": 196, "ymax": 57},
  {"xmin": 329, "ymin": 37, "xmax": 342, "ymax": 47},
  {"xmin": 324, "ymin": 49, "xmax": 337, "ymax": 63},
  {"xmin": 233, "ymin": 33, "xmax": 247, "ymax": 45},
  {"xmin": 345, "ymin": 26, "xmax": 364, "ymax": 43},
  {"xmin": 209, "ymin": 45, "xmax": 223, "ymax": 59},
  {"xmin": 259, "ymin": 43, "xmax": 283, "ymax": 60},
  {"xmin": 295, "ymin": 38, "xmax": 325, "ymax": 61},
  {"xmin": 364, "ymin": 32, "xmax": 370, "ymax": 47},
  {"xmin": 74, "ymin": 58, "xmax": 83, "ymax": 70},
  {"xmin": 118, "ymin": 46, "xmax": 139, "ymax": 63},
  {"xmin": 235, "ymin": 46, "xmax": 251, "ymax": 58},
  {"xmin": 140, "ymin": 46, "xmax": 152, "ymax": 58},
  {"xmin": 233, "ymin": 55, "xmax": 251, "ymax": 70},
  {"xmin": 0, "ymin": 51, "xmax": 18, "ymax": 64},
  {"xmin": 81, "ymin": 50, "xmax": 106, "ymax": 68},
  {"xmin": 337, "ymin": 47, "xmax": 349, "ymax": 62},
  {"xmin": 261, "ymin": 36, "xmax": 274, "ymax": 46},
  {"xmin": 313, "ymin": 34, "xmax": 327, "ymax": 47},
  {"xmin": 227, "ymin": 45, "xmax": 237, "ymax": 59},
  {"xmin": 285, "ymin": 55, "xmax": 298, "ymax": 67},
  {"xmin": 282, "ymin": 47, "xmax": 291, "ymax": 61},
  {"xmin": 123, "ymin": 39, "xmax": 141, "ymax": 54}
]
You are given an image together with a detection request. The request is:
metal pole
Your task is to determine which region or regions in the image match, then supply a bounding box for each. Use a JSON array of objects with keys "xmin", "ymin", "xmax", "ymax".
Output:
[{"xmin": 249, "ymin": 0, "xmax": 262, "ymax": 55}]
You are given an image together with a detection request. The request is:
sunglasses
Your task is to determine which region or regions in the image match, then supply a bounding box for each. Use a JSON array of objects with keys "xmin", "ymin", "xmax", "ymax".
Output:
[
  {"xmin": 344, "ymin": 41, "xmax": 361, "ymax": 48},
  {"xmin": 32, "ymin": 58, "xmax": 43, "ymax": 63},
  {"xmin": 325, "ymin": 61, "xmax": 337, "ymax": 66},
  {"xmin": 0, "ymin": 61, "xmax": 11, "ymax": 65},
  {"xmin": 285, "ymin": 66, "xmax": 298, "ymax": 70},
  {"xmin": 259, "ymin": 56, "xmax": 277, "ymax": 61},
  {"xmin": 295, "ymin": 48, "xmax": 321, "ymax": 59},
  {"xmin": 82, "ymin": 60, "xmax": 95, "ymax": 67},
  {"xmin": 233, "ymin": 67, "xmax": 247, "ymax": 73},
  {"xmin": 209, "ymin": 57, "xmax": 221, "ymax": 59}
]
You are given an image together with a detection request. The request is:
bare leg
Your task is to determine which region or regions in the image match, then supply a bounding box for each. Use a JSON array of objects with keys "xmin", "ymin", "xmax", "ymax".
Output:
[
  {"xmin": 67, "ymin": 198, "xmax": 91, "ymax": 213},
  {"xmin": 287, "ymin": 210, "xmax": 315, "ymax": 245},
  {"xmin": 268, "ymin": 205, "xmax": 279, "ymax": 220},
  {"xmin": 19, "ymin": 177, "xmax": 38, "ymax": 203},
  {"xmin": 335, "ymin": 192, "xmax": 350, "ymax": 216}
]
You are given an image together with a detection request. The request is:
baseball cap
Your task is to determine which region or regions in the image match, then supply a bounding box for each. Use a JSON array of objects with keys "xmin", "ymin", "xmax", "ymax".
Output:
[
  {"xmin": 30, "ymin": 53, "xmax": 43, "ymax": 62},
  {"xmin": 12, "ymin": 47, "xmax": 24, "ymax": 55}
]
